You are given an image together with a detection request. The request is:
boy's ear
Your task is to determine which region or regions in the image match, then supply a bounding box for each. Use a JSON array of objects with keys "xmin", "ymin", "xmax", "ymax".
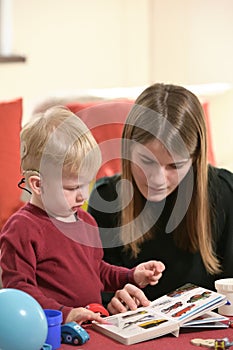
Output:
[{"xmin": 28, "ymin": 175, "xmax": 42, "ymax": 195}]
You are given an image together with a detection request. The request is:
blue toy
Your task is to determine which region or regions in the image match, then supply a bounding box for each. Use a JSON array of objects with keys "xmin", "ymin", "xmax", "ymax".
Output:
[
  {"xmin": 0, "ymin": 288, "xmax": 48, "ymax": 350},
  {"xmin": 61, "ymin": 321, "xmax": 90, "ymax": 345}
]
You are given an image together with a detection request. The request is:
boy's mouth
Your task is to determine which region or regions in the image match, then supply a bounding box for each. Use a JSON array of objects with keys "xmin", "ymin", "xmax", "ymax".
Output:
[{"xmin": 72, "ymin": 204, "xmax": 83, "ymax": 212}]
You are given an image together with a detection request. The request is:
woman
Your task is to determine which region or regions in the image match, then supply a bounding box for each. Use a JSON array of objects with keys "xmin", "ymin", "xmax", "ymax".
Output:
[{"xmin": 88, "ymin": 83, "xmax": 233, "ymax": 308}]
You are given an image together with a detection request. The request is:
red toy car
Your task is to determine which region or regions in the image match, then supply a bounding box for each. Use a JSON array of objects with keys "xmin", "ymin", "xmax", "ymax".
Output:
[{"xmin": 85, "ymin": 303, "xmax": 109, "ymax": 317}]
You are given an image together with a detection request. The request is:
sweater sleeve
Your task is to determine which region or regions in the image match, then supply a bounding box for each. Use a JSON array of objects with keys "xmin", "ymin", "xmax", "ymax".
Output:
[
  {"xmin": 0, "ymin": 212, "xmax": 72, "ymax": 322},
  {"xmin": 99, "ymin": 259, "xmax": 136, "ymax": 292}
]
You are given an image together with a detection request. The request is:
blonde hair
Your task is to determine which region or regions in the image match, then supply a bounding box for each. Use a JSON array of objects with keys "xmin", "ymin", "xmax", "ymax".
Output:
[
  {"xmin": 120, "ymin": 83, "xmax": 221, "ymax": 275},
  {"xmin": 20, "ymin": 106, "xmax": 101, "ymax": 181}
]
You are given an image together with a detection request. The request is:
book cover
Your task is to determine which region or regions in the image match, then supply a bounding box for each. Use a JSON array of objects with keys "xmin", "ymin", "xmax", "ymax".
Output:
[{"xmin": 93, "ymin": 283, "xmax": 227, "ymax": 345}]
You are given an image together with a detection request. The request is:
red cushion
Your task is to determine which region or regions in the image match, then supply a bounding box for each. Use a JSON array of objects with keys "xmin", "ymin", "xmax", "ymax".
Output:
[
  {"xmin": 66, "ymin": 101, "xmax": 99, "ymax": 114},
  {"xmin": 67, "ymin": 100, "xmax": 134, "ymax": 179},
  {"xmin": 0, "ymin": 98, "xmax": 23, "ymax": 229}
]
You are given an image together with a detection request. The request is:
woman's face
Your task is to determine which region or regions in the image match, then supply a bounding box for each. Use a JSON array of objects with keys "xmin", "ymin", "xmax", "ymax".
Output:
[{"xmin": 130, "ymin": 139, "xmax": 192, "ymax": 202}]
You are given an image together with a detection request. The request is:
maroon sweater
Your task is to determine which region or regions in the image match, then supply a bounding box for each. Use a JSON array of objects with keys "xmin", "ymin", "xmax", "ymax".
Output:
[{"xmin": 0, "ymin": 203, "xmax": 135, "ymax": 321}]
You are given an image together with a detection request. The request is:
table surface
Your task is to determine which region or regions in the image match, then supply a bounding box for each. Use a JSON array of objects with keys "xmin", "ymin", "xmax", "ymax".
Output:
[{"xmin": 59, "ymin": 322, "xmax": 233, "ymax": 350}]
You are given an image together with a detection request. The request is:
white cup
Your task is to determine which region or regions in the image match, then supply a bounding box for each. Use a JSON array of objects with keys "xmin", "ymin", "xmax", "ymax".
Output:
[{"xmin": 215, "ymin": 278, "xmax": 233, "ymax": 316}]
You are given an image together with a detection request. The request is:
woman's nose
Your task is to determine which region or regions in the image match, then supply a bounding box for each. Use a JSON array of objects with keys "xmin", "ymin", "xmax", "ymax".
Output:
[{"xmin": 148, "ymin": 166, "xmax": 166, "ymax": 186}]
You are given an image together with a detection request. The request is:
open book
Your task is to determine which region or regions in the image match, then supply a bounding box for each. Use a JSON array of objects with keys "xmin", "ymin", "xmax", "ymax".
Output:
[{"xmin": 93, "ymin": 283, "xmax": 227, "ymax": 345}]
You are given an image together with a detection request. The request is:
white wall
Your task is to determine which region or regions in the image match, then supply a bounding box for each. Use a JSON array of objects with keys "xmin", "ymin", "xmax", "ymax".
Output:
[
  {"xmin": 0, "ymin": 0, "xmax": 233, "ymax": 170},
  {"xmin": 208, "ymin": 89, "xmax": 233, "ymax": 170},
  {"xmin": 149, "ymin": 0, "xmax": 233, "ymax": 85},
  {"xmin": 0, "ymin": 0, "xmax": 151, "ymax": 113}
]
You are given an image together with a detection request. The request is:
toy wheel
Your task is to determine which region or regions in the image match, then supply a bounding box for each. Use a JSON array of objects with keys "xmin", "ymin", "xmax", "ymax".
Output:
[
  {"xmin": 72, "ymin": 336, "xmax": 80, "ymax": 345},
  {"xmin": 65, "ymin": 334, "xmax": 73, "ymax": 343}
]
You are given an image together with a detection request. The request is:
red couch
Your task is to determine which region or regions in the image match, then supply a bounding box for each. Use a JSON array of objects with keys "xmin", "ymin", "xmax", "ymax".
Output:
[{"xmin": 0, "ymin": 98, "xmax": 24, "ymax": 230}]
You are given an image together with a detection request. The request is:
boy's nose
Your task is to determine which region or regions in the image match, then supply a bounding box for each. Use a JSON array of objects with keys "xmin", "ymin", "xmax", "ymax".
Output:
[
  {"xmin": 76, "ymin": 186, "xmax": 89, "ymax": 202},
  {"xmin": 76, "ymin": 190, "xmax": 84, "ymax": 201}
]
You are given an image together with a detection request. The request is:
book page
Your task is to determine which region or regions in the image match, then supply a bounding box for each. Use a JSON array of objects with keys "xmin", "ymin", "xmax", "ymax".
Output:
[
  {"xmin": 149, "ymin": 283, "xmax": 226, "ymax": 324},
  {"xmin": 93, "ymin": 306, "xmax": 179, "ymax": 345}
]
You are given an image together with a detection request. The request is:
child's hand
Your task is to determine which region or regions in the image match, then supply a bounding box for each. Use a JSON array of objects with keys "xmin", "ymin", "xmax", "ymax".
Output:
[
  {"xmin": 107, "ymin": 283, "xmax": 150, "ymax": 315},
  {"xmin": 134, "ymin": 260, "xmax": 165, "ymax": 288},
  {"xmin": 65, "ymin": 307, "xmax": 106, "ymax": 325}
]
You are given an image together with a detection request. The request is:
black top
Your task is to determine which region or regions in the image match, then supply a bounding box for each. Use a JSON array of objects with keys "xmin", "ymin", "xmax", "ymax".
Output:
[{"xmin": 88, "ymin": 166, "xmax": 233, "ymax": 305}]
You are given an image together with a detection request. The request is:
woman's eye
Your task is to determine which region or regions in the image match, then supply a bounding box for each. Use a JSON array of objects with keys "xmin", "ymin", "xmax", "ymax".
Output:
[
  {"xmin": 140, "ymin": 158, "xmax": 154, "ymax": 164},
  {"xmin": 169, "ymin": 163, "xmax": 184, "ymax": 170}
]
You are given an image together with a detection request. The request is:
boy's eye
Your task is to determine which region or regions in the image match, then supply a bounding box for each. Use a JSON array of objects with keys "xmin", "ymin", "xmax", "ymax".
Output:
[
  {"xmin": 64, "ymin": 184, "xmax": 89, "ymax": 191},
  {"xmin": 63, "ymin": 185, "xmax": 80, "ymax": 191}
]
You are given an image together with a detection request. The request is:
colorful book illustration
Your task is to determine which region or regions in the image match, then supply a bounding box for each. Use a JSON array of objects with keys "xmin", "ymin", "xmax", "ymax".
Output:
[{"xmin": 93, "ymin": 283, "xmax": 227, "ymax": 345}]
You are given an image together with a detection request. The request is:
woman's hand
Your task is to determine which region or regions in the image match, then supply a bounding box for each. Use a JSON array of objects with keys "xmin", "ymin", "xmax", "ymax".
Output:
[
  {"xmin": 65, "ymin": 307, "xmax": 106, "ymax": 325},
  {"xmin": 134, "ymin": 260, "xmax": 165, "ymax": 288},
  {"xmin": 107, "ymin": 283, "xmax": 150, "ymax": 315}
]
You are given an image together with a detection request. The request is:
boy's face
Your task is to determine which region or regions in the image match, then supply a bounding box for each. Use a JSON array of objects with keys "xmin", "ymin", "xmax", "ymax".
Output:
[{"xmin": 41, "ymin": 173, "xmax": 90, "ymax": 219}]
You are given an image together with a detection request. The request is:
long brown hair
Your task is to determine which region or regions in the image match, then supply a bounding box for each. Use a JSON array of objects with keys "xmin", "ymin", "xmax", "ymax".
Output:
[{"xmin": 120, "ymin": 83, "xmax": 221, "ymax": 274}]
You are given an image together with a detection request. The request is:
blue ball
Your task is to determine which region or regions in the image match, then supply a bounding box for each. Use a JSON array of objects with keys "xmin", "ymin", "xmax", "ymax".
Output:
[{"xmin": 0, "ymin": 288, "xmax": 48, "ymax": 350}]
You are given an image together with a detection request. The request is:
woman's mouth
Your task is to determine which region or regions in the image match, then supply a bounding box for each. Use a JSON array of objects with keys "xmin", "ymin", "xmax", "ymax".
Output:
[{"xmin": 148, "ymin": 186, "xmax": 167, "ymax": 194}]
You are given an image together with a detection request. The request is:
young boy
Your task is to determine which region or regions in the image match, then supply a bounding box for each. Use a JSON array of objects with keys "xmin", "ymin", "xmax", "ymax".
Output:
[{"xmin": 0, "ymin": 106, "xmax": 165, "ymax": 324}]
